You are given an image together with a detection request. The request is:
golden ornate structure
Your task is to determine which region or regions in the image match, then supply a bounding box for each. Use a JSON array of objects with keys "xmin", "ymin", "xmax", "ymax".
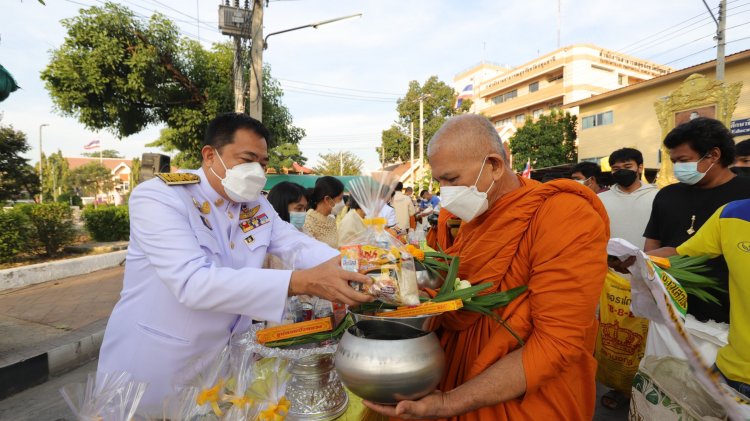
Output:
[{"xmin": 653, "ymin": 74, "xmax": 742, "ymax": 187}]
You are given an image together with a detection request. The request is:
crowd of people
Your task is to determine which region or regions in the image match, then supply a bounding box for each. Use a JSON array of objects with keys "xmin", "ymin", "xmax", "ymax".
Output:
[{"xmin": 97, "ymin": 110, "xmax": 749, "ymax": 420}]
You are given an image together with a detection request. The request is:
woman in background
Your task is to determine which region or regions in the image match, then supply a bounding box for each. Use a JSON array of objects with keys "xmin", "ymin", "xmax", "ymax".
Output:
[
  {"xmin": 267, "ymin": 181, "xmax": 308, "ymax": 230},
  {"xmin": 303, "ymin": 176, "xmax": 345, "ymax": 248},
  {"xmin": 338, "ymin": 196, "xmax": 367, "ymax": 245}
]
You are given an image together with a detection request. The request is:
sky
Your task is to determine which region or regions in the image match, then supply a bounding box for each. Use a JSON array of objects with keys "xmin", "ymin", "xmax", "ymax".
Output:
[{"xmin": 2, "ymin": 0, "xmax": 750, "ymax": 173}]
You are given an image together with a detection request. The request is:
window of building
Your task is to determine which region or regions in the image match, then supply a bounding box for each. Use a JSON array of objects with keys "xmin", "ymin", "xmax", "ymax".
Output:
[
  {"xmin": 494, "ymin": 118, "xmax": 512, "ymax": 127},
  {"xmin": 515, "ymin": 114, "xmax": 525, "ymax": 124},
  {"xmin": 547, "ymin": 73, "xmax": 563, "ymax": 83},
  {"xmin": 548, "ymin": 102, "xmax": 563, "ymax": 111},
  {"xmin": 529, "ymin": 81, "xmax": 539, "ymax": 93},
  {"xmin": 532, "ymin": 109, "xmax": 543, "ymax": 119},
  {"xmin": 491, "ymin": 89, "xmax": 518, "ymax": 105},
  {"xmin": 581, "ymin": 111, "xmax": 614, "ymax": 129},
  {"xmin": 617, "ymin": 74, "xmax": 625, "ymax": 85}
]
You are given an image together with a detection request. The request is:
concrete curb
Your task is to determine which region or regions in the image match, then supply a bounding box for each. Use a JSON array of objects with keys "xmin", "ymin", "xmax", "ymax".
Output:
[
  {"xmin": 0, "ymin": 319, "xmax": 107, "ymax": 400},
  {"xmin": 0, "ymin": 251, "xmax": 127, "ymax": 291}
]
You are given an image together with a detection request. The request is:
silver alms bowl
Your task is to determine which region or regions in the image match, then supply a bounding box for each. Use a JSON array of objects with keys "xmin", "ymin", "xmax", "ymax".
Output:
[{"xmin": 334, "ymin": 321, "xmax": 445, "ymax": 405}]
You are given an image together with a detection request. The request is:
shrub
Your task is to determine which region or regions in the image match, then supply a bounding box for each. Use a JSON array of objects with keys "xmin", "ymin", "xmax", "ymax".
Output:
[
  {"xmin": 17, "ymin": 203, "xmax": 77, "ymax": 257},
  {"xmin": 83, "ymin": 205, "xmax": 130, "ymax": 242},
  {"xmin": 57, "ymin": 193, "xmax": 83, "ymax": 207},
  {"xmin": 0, "ymin": 208, "xmax": 31, "ymax": 262}
]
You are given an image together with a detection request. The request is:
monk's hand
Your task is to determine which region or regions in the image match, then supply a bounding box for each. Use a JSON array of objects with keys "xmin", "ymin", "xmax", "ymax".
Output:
[
  {"xmin": 607, "ymin": 255, "xmax": 636, "ymax": 274},
  {"xmin": 363, "ymin": 391, "xmax": 458, "ymax": 419},
  {"xmin": 289, "ymin": 256, "xmax": 373, "ymax": 306}
]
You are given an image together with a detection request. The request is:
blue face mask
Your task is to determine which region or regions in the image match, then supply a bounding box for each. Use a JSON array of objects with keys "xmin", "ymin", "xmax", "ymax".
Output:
[
  {"xmin": 289, "ymin": 211, "xmax": 306, "ymax": 230},
  {"xmin": 673, "ymin": 156, "xmax": 714, "ymax": 185}
]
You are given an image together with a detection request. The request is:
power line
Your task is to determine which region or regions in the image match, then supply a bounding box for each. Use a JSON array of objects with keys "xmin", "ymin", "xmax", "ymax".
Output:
[
  {"xmin": 619, "ymin": 1, "xmax": 750, "ymax": 55},
  {"xmin": 279, "ymin": 78, "xmax": 402, "ymax": 96},
  {"xmin": 664, "ymin": 36, "xmax": 750, "ymax": 65},
  {"xmin": 281, "ymin": 86, "xmax": 398, "ymax": 103}
]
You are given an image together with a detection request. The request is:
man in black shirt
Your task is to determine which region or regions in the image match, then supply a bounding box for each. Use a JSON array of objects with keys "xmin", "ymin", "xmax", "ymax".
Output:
[{"xmin": 644, "ymin": 117, "xmax": 750, "ymax": 323}]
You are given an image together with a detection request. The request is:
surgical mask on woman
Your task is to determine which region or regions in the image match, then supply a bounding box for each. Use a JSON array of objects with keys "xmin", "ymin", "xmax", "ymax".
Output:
[
  {"xmin": 289, "ymin": 211, "xmax": 306, "ymax": 230},
  {"xmin": 673, "ymin": 155, "xmax": 714, "ymax": 185},
  {"xmin": 331, "ymin": 199, "xmax": 345, "ymax": 216},
  {"xmin": 210, "ymin": 150, "xmax": 267, "ymax": 203},
  {"xmin": 440, "ymin": 156, "xmax": 496, "ymax": 222}
]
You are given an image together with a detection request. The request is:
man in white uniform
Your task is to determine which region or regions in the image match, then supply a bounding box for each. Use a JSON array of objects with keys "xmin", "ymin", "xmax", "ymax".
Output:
[{"xmin": 98, "ymin": 113, "xmax": 371, "ymax": 414}]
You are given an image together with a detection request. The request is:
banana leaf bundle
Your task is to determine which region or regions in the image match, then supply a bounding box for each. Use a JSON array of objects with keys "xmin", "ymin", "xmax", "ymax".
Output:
[{"xmin": 659, "ymin": 255, "xmax": 726, "ymax": 306}]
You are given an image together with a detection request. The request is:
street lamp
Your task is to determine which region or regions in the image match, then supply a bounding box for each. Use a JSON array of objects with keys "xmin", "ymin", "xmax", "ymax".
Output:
[
  {"xmin": 263, "ymin": 13, "xmax": 363, "ymax": 49},
  {"xmin": 38, "ymin": 123, "xmax": 49, "ymax": 203},
  {"xmin": 247, "ymin": 11, "xmax": 363, "ymax": 120}
]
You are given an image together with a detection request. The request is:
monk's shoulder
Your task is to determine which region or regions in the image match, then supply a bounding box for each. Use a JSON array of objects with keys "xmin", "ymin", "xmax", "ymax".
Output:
[{"xmin": 533, "ymin": 192, "xmax": 604, "ymax": 231}]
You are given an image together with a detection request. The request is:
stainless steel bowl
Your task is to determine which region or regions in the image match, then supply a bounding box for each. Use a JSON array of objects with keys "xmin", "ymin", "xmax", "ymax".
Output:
[
  {"xmin": 348, "ymin": 307, "xmax": 440, "ymax": 333},
  {"xmin": 416, "ymin": 269, "xmax": 444, "ymax": 290},
  {"xmin": 334, "ymin": 321, "xmax": 445, "ymax": 405}
]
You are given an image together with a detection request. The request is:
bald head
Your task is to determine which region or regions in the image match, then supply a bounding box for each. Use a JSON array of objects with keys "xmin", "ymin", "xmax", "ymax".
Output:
[{"xmin": 427, "ymin": 114, "xmax": 508, "ymax": 163}]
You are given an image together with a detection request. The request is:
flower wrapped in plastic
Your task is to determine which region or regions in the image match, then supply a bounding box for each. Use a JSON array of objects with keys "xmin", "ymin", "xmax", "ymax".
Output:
[
  {"xmin": 162, "ymin": 347, "xmax": 231, "ymax": 420},
  {"xmin": 59, "ymin": 371, "xmax": 147, "ymax": 421},
  {"xmin": 341, "ymin": 176, "xmax": 420, "ymax": 306}
]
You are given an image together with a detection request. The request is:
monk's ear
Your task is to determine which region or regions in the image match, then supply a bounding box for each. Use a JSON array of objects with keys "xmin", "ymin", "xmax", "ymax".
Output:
[{"xmin": 486, "ymin": 154, "xmax": 506, "ymax": 179}]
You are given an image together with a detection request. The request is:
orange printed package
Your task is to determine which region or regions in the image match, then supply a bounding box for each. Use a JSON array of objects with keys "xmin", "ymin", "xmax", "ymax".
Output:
[{"xmin": 256, "ymin": 317, "xmax": 333, "ymax": 344}]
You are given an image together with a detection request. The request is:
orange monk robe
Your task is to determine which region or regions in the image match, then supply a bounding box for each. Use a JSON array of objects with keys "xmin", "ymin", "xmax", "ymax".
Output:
[
  {"xmin": 424, "ymin": 177, "xmax": 609, "ymax": 421},
  {"xmin": 426, "ymin": 210, "xmax": 458, "ymax": 251}
]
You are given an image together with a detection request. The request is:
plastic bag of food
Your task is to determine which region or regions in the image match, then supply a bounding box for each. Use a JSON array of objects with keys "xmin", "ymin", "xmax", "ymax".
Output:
[
  {"xmin": 340, "ymin": 176, "xmax": 419, "ymax": 306},
  {"xmin": 59, "ymin": 371, "xmax": 147, "ymax": 421}
]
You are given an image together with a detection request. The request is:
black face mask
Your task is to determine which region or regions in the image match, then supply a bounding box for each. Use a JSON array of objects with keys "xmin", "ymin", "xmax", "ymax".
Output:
[
  {"xmin": 613, "ymin": 169, "xmax": 638, "ymax": 187},
  {"xmin": 732, "ymin": 166, "xmax": 750, "ymax": 177}
]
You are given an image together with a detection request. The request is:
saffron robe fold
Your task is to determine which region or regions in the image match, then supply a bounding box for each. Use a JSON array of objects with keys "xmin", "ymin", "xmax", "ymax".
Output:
[{"xmin": 426, "ymin": 177, "xmax": 610, "ymax": 421}]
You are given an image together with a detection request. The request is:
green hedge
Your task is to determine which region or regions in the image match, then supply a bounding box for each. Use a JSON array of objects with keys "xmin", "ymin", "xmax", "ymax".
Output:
[
  {"xmin": 83, "ymin": 206, "xmax": 130, "ymax": 242},
  {"xmin": 17, "ymin": 203, "xmax": 76, "ymax": 257},
  {"xmin": 0, "ymin": 208, "xmax": 31, "ymax": 263}
]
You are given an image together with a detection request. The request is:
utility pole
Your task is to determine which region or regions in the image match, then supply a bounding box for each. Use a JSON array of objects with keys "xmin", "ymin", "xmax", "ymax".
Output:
[
  {"xmin": 233, "ymin": 35, "xmax": 245, "ymax": 113},
  {"xmin": 703, "ymin": 0, "xmax": 727, "ymax": 80},
  {"xmin": 419, "ymin": 98, "xmax": 424, "ymax": 169},
  {"xmin": 410, "ymin": 121, "xmax": 415, "ymax": 186},
  {"xmin": 248, "ymin": 0, "xmax": 264, "ymax": 120},
  {"xmin": 38, "ymin": 124, "xmax": 48, "ymax": 203},
  {"xmin": 717, "ymin": 0, "xmax": 727, "ymax": 80}
]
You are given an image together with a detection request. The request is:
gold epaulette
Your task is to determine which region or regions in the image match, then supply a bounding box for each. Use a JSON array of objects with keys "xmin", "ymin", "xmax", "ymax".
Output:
[{"xmin": 155, "ymin": 173, "xmax": 201, "ymax": 185}]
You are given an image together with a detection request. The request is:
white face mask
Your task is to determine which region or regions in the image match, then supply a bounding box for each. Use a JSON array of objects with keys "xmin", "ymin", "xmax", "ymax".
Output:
[
  {"xmin": 289, "ymin": 211, "xmax": 306, "ymax": 230},
  {"xmin": 440, "ymin": 156, "xmax": 496, "ymax": 222},
  {"xmin": 331, "ymin": 199, "xmax": 345, "ymax": 216},
  {"xmin": 210, "ymin": 150, "xmax": 266, "ymax": 203}
]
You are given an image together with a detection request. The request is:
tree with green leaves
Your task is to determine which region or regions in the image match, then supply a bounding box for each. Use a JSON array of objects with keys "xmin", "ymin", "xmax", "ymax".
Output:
[
  {"xmin": 314, "ymin": 151, "xmax": 363, "ymax": 176},
  {"xmin": 41, "ymin": 150, "xmax": 71, "ymax": 201},
  {"xmin": 378, "ymin": 76, "xmax": 472, "ymax": 164},
  {"xmin": 0, "ymin": 125, "xmax": 40, "ymax": 201},
  {"xmin": 42, "ymin": 2, "xmax": 305, "ymax": 169},
  {"xmin": 69, "ymin": 162, "xmax": 115, "ymax": 197},
  {"xmin": 508, "ymin": 110, "xmax": 577, "ymax": 172},
  {"xmin": 82, "ymin": 149, "xmax": 123, "ymax": 158},
  {"xmin": 130, "ymin": 157, "xmax": 141, "ymax": 189},
  {"xmin": 268, "ymin": 143, "xmax": 307, "ymax": 173}
]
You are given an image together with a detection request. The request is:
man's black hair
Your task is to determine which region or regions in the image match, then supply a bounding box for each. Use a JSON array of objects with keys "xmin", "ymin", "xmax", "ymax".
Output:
[
  {"xmin": 571, "ymin": 162, "xmax": 602, "ymax": 180},
  {"xmin": 736, "ymin": 139, "xmax": 750, "ymax": 157},
  {"xmin": 608, "ymin": 148, "xmax": 643, "ymax": 167},
  {"xmin": 420, "ymin": 189, "xmax": 429, "ymax": 198},
  {"xmin": 203, "ymin": 112, "xmax": 273, "ymax": 154},
  {"xmin": 395, "ymin": 182, "xmax": 404, "ymax": 191},
  {"xmin": 663, "ymin": 117, "xmax": 735, "ymax": 166}
]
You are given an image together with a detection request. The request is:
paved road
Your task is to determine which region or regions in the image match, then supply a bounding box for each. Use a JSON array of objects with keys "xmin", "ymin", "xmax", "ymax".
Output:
[{"xmin": 0, "ymin": 359, "xmax": 96, "ymax": 421}]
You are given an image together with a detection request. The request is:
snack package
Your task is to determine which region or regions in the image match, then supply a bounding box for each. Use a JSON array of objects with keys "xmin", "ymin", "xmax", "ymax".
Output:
[
  {"xmin": 60, "ymin": 371, "xmax": 147, "ymax": 421},
  {"xmin": 341, "ymin": 176, "xmax": 420, "ymax": 306}
]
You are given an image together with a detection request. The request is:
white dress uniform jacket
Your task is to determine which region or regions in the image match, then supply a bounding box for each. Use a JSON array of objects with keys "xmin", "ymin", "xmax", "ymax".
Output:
[{"xmin": 97, "ymin": 168, "xmax": 339, "ymax": 414}]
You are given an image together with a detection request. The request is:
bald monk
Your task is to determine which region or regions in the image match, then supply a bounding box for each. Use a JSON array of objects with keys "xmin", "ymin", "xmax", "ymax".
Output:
[{"xmin": 365, "ymin": 114, "xmax": 610, "ymax": 420}]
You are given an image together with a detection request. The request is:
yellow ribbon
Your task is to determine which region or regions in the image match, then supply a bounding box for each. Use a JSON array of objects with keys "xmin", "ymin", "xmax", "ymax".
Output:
[
  {"xmin": 223, "ymin": 393, "xmax": 253, "ymax": 408},
  {"xmin": 196, "ymin": 379, "xmax": 225, "ymax": 417},
  {"xmin": 259, "ymin": 396, "xmax": 291, "ymax": 421},
  {"xmin": 363, "ymin": 217, "xmax": 387, "ymax": 226}
]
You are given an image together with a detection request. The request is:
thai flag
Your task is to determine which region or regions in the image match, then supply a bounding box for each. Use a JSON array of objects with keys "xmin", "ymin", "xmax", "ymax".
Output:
[
  {"xmin": 521, "ymin": 158, "xmax": 532, "ymax": 178},
  {"xmin": 83, "ymin": 139, "xmax": 100, "ymax": 150},
  {"xmin": 455, "ymin": 83, "xmax": 473, "ymax": 108}
]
